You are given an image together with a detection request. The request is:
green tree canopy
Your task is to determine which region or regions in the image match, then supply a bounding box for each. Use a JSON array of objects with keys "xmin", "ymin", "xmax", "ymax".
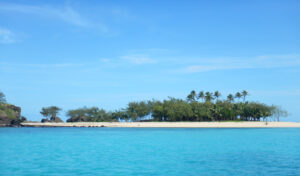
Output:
[
  {"xmin": 40, "ymin": 106, "xmax": 62, "ymax": 121},
  {"xmin": 63, "ymin": 90, "xmax": 287, "ymax": 123},
  {"xmin": 66, "ymin": 107, "xmax": 116, "ymax": 122}
]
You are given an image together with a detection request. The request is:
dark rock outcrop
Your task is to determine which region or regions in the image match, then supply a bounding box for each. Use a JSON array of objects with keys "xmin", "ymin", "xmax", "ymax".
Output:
[
  {"xmin": 41, "ymin": 116, "xmax": 63, "ymax": 123},
  {"xmin": 0, "ymin": 103, "xmax": 26, "ymax": 126},
  {"xmin": 52, "ymin": 116, "xmax": 63, "ymax": 122},
  {"xmin": 41, "ymin": 118, "xmax": 51, "ymax": 123},
  {"xmin": 67, "ymin": 116, "xmax": 88, "ymax": 122}
]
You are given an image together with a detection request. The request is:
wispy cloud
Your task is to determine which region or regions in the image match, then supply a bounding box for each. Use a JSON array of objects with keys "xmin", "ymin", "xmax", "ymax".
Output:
[
  {"xmin": 184, "ymin": 65, "xmax": 246, "ymax": 72},
  {"xmin": 0, "ymin": 3, "xmax": 107, "ymax": 31},
  {"xmin": 111, "ymin": 7, "xmax": 131, "ymax": 19},
  {"xmin": 0, "ymin": 62, "xmax": 84, "ymax": 73},
  {"xmin": 180, "ymin": 54, "xmax": 300, "ymax": 73},
  {"xmin": 0, "ymin": 54, "xmax": 157, "ymax": 73},
  {"xmin": 121, "ymin": 55, "xmax": 157, "ymax": 64},
  {"xmin": 26, "ymin": 63, "xmax": 83, "ymax": 68},
  {"xmin": 0, "ymin": 28, "xmax": 16, "ymax": 44},
  {"xmin": 98, "ymin": 53, "xmax": 158, "ymax": 67}
]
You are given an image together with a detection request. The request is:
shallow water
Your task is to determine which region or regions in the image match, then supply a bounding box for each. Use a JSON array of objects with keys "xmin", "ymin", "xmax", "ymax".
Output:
[{"xmin": 1, "ymin": 128, "xmax": 300, "ymax": 176}]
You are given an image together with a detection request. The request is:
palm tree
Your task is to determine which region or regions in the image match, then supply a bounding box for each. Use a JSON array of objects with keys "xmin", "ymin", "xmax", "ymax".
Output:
[
  {"xmin": 204, "ymin": 92, "xmax": 213, "ymax": 102},
  {"xmin": 214, "ymin": 91, "xmax": 221, "ymax": 101},
  {"xmin": 198, "ymin": 91, "xmax": 205, "ymax": 102},
  {"xmin": 227, "ymin": 94, "xmax": 234, "ymax": 102},
  {"xmin": 235, "ymin": 92, "xmax": 242, "ymax": 102},
  {"xmin": 187, "ymin": 90, "xmax": 196, "ymax": 102},
  {"xmin": 242, "ymin": 90, "xmax": 248, "ymax": 102}
]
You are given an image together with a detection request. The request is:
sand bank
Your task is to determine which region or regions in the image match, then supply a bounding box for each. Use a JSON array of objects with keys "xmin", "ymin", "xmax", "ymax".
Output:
[{"xmin": 21, "ymin": 122, "xmax": 300, "ymax": 128}]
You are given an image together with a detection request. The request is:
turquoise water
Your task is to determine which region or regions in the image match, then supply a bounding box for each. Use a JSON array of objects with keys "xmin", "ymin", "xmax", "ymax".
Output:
[{"xmin": 1, "ymin": 128, "xmax": 300, "ymax": 176}]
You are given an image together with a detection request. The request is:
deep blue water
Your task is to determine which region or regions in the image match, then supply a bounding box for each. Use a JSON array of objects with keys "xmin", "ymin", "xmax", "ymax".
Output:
[{"xmin": 1, "ymin": 128, "xmax": 300, "ymax": 176}]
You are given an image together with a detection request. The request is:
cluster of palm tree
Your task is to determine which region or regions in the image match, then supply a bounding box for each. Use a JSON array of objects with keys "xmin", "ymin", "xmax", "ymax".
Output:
[
  {"xmin": 187, "ymin": 90, "xmax": 248, "ymax": 103},
  {"xmin": 57, "ymin": 90, "xmax": 287, "ymax": 122}
]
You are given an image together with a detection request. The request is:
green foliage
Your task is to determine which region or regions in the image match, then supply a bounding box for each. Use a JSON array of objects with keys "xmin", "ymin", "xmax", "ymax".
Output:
[
  {"xmin": 111, "ymin": 110, "xmax": 129, "ymax": 121},
  {"xmin": 64, "ymin": 90, "xmax": 287, "ymax": 122},
  {"xmin": 205, "ymin": 92, "xmax": 213, "ymax": 102},
  {"xmin": 214, "ymin": 91, "xmax": 221, "ymax": 101},
  {"xmin": 120, "ymin": 90, "xmax": 285, "ymax": 122},
  {"xmin": 148, "ymin": 100, "xmax": 164, "ymax": 121},
  {"xmin": 127, "ymin": 101, "xmax": 150, "ymax": 121},
  {"xmin": 40, "ymin": 106, "xmax": 62, "ymax": 121},
  {"xmin": 163, "ymin": 98, "xmax": 193, "ymax": 121},
  {"xmin": 187, "ymin": 90, "xmax": 197, "ymax": 102},
  {"xmin": 0, "ymin": 103, "xmax": 26, "ymax": 126},
  {"xmin": 227, "ymin": 94, "xmax": 234, "ymax": 102},
  {"xmin": 66, "ymin": 107, "xmax": 117, "ymax": 122},
  {"xmin": 235, "ymin": 92, "xmax": 242, "ymax": 101}
]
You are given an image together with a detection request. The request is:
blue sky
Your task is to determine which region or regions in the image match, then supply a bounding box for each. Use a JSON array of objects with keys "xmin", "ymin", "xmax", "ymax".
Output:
[{"xmin": 0, "ymin": 0, "xmax": 299, "ymax": 121}]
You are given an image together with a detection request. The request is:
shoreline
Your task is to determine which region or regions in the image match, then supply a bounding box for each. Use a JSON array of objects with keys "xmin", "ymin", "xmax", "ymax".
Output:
[{"xmin": 19, "ymin": 122, "xmax": 300, "ymax": 128}]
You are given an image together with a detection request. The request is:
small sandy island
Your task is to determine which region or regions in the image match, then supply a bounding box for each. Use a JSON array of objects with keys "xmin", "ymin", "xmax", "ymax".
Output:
[{"xmin": 21, "ymin": 122, "xmax": 300, "ymax": 128}]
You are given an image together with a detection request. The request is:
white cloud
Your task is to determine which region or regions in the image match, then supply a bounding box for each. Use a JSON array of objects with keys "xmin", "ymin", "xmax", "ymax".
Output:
[
  {"xmin": 100, "ymin": 58, "xmax": 112, "ymax": 63},
  {"xmin": 27, "ymin": 63, "xmax": 83, "ymax": 68},
  {"xmin": 121, "ymin": 55, "xmax": 157, "ymax": 64},
  {"xmin": 181, "ymin": 54, "xmax": 300, "ymax": 73},
  {"xmin": 99, "ymin": 55, "xmax": 157, "ymax": 67},
  {"xmin": 0, "ymin": 3, "xmax": 107, "ymax": 31},
  {"xmin": 0, "ymin": 62, "xmax": 83, "ymax": 71},
  {"xmin": 111, "ymin": 7, "xmax": 130, "ymax": 19},
  {"xmin": 0, "ymin": 28, "xmax": 16, "ymax": 44},
  {"xmin": 185, "ymin": 65, "xmax": 240, "ymax": 72}
]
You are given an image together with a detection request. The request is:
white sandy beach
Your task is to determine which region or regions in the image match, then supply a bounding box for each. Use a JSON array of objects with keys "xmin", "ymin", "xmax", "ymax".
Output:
[{"xmin": 21, "ymin": 122, "xmax": 300, "ymax": 128}]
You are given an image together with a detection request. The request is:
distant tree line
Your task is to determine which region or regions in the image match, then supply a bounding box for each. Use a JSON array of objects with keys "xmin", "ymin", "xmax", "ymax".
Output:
[{"xmin": 40, "ymin": 90, "xmax": 288, "ymax": 122}]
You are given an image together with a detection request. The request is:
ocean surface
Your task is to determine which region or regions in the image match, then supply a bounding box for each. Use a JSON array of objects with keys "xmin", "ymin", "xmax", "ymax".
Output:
[{"xmin": 1, "ymin": 128, "xmax": 300, "ymax": 176}]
